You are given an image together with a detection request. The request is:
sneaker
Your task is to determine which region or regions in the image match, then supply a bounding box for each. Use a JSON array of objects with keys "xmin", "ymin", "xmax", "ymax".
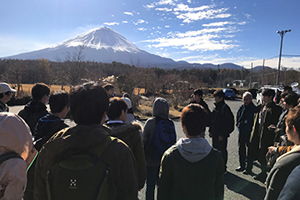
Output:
[{"xmin": 235, "ymin": 167, "xmax": 245, "ymax": 172}]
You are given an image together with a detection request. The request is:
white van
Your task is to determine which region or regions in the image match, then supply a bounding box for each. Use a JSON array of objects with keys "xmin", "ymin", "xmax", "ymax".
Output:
[{"xmin": 256, "ymin": 86, "xmax": 282, "ymax": 105}]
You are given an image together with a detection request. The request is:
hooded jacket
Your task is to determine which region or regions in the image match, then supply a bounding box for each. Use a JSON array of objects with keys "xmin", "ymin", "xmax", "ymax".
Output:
[
  {"xmin": 18, "ymin": 100, "xmax": 48, "ymax": 135},
  {"xmin": 105, "ymin": 121, "xmax": 146, "ymax": 190},
  {"xmin": 158, "ymin": 137, "xmax": 224, "ymax": 200},
  {"xmin": 265, "ymin": 145, "xmax": 300, "ymax": 200},
  {"xmin": 143, "ymin": 97, "xmax": 174, "ymax": 167},
  {"xmin": 34, "ymin": 114, "xmax": 69, "ymax": 151},
  {"xmin": 34, "ymin": 124, "xmax": 138, "ymax": 200},
  {"xmin": 0, "ymin": 112, "xmax": 37, "ymax": 200}
]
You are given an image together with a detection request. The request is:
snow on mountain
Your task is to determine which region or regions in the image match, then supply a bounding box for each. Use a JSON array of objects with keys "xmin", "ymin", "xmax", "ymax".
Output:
[
  {"xmin": 3, "ymin": 27, "xmax": 243, "ymax": 69},
  {"xmin": 56, "ymin": 27, "xmax": 141, "ymax": 53}
]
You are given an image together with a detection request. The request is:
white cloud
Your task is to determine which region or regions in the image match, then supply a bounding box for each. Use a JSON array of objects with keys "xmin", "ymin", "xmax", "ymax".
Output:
[
  {"xmin": 133, "ymin": 19, "xmax": 147, "ymax": 25},
  {"xmin": 202, "ymin": 21, "xmax": 235, "ymax": 27},
  {"xmin": 138, "ymin": 27, "xmax": 147, "ymax": 31},
  {"xmin": 174, "ymin": 4, "xmax": 212, "ymax": 12},
  {"xmin": 176, "ymin": 7, "xmax": 231, "ymax": 23},
  {"xmin": 122, "ymin": 21, "xmax": 128, "ymax": 24},
  {"xmin": 156, "ymin": 7, "xmax": 172, "ymax": 12},
  {"xmin": 238, "ymin": 21, "xmax": 246, "ymax": 25},
  {"xmin": 124, "ymin": 12, "xmax": 133, "ymax": 16},
  {"xmin": 245, "ymin": 14, "xmax": 251, "ymax": 19},
  {"xmin": 165, "ymin": 25, "xmax": 170, "ymax": 28},
  {"xmin": 103, "ymin": 22, "xmax": 119, "ymax": 26}
]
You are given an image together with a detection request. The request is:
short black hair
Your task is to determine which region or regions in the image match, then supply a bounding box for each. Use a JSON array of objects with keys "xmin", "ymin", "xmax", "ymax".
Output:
[
  {"xmin": 284, "ymin": 91, "xmax": 299, "ymax": 107},
  {"xmin": 49, "ymin": 90, "xmax": 69, "ymax": 113},
  {"xmin": 262, "ymin": 89, "xmax": 275, "ymax": 98},
  {"xmin": 107, "ymin": 97, "xmax": 128, "ymax": 120},
  {"xmin": 283, "ymin": 85, "xmax": 292, "ymax": 92},
  {"xmin": 180, "ymin": 104, "xmax": 208, "ymax": 136},
  {"xmin": 70, "ymin": 82, "xmax": 109, "ymax": 125},
  {"xmin": 103, "ymin": 84, "xmax": 114, "ymax": 91},
  {"xmin": 213, "ymin": 89, "xmax": 225, "ymax": 98},
  {"xmin": 31, "ymin": 83, "xmax": 50, "ymax": 101},
  {"xmin": 193, "ymin": 89, "xmax": 203, "ymax": 97}
]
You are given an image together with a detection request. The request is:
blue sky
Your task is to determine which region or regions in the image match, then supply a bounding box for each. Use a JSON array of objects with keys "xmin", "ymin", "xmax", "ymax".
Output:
[{"xmin": 1, "ymin": 0, "xmax": 300, "ymax": 69}]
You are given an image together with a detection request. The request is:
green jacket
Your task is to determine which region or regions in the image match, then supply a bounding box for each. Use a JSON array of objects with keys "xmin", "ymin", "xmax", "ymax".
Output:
[
  {"xmin": 34, "ymin": 124, "xmax": 138, "ymax": 200},
  {"xmin": 158, "ymin": 144, "xmax": 224, "ymax": 200},
  {"xmin": 250, "ymin": 102, "xmax": 282, "ymax": 149},
  {"xmin": 106, "ymin": 122, "xmax": 146, "ymax": 190}
]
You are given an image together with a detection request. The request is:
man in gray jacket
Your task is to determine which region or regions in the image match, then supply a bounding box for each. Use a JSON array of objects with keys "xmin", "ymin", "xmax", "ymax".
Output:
[{"xmin": 143, "ymin": 97, "xmax": 176, "ymax": 200}]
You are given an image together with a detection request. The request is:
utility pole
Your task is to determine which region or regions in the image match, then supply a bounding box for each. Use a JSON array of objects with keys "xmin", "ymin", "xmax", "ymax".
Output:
[
  {"xmin": 249, "ymin": 63, "xmax": 253, "ymax": 88},
  {"xmin": 262, "ymin": 59, "xmax": 265, "ymax": 87},
  {"xmin": 277, "ymin": 29, "xmax": 291, "ymax": 85}
]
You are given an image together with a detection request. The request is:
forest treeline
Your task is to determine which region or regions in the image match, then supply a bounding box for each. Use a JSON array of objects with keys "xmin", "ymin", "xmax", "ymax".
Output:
[{"xmin": 0, "ymin": 58, "xmax": 299, "ymax": 97}]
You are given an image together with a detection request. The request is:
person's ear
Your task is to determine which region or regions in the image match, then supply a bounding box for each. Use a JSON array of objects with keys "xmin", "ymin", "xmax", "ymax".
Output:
[{"xmin": 293, "ymin": 125, "xmax": 298, "ymax": 134}]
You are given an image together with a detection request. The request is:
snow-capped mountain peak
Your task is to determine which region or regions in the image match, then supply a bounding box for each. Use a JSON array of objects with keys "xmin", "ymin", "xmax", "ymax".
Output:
[{"xmin": 56, "ymin": 27, "xmax": 141, "ymax": 53}]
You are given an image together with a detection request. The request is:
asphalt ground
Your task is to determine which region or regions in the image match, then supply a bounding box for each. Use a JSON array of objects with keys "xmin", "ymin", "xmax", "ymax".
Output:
[{"xmin": 9, "ymin": 98, "xmax": 266, "ymax": 200}]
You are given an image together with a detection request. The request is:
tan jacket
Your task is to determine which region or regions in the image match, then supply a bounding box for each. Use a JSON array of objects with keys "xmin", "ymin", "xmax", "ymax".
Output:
[{"xmin": 0, "ymin": 112, "xmax": 37, "ymax": 200}]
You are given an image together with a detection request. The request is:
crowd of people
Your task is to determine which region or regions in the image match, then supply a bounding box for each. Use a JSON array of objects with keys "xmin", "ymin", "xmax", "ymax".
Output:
[{"xmin": 0, "ymin": 81, "xmax": 300, "ymax": 200}]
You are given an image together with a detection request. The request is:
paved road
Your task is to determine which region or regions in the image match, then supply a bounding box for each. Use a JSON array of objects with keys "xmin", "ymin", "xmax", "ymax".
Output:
[{"xmin": 9, "ymin": 99, "xmax": 266, "ymax": 200}]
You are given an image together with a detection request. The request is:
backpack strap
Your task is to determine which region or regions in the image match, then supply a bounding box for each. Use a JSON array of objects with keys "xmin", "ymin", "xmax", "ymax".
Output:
[{"xmin": 0, "ymin": 152, "xmax": 22, "ymax": 165}]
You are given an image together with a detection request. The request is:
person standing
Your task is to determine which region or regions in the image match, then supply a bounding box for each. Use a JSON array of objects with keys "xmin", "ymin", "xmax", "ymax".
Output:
[
  {"xmin": 236, "ymin": 92, "xmax": 257, "ymax": 172},
  {"xmin": 0, "ymin": 83, "xmax": 16, "ymax": 112},
  {"xmin": 190, "ymin": 89, "xmax": 210, "ymax": 113},
  {"xmin": 264, "ymin": 106, "xmax": 300, "ymax": 200},
  {"xmin": 34, "ymin": 82, "xmax": 138, "ymax": 200},
  {"xmin": 143, "ymin": 97, "xmax": 176, "ymax": 200},
  {"xmin": 105, "ymin": 97, "xmax": 146, "ymax": 191},
  {"xmin": 0, "ymin": 112, "xmax": 37, "ymax": 200},
  {"xmin": 247, "ymin": 89, "xmax": 282, "ymax": 182},
  {"xmin": 209, "ymin": 89, "xmax": 234, "ymax": 171},
  {"xmin": 18, "ymin": 83, "xmax": 50, "ymax": 134},
  {"xmin": 158, "ymin": 104, "xmax": 224, "ymax": 200}
]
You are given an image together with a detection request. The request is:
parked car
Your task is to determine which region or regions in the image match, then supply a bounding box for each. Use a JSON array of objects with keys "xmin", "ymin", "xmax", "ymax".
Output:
[
  {"xmin": 223, "ymin": 88, "xmax": 236, "ymax": 100},
  {"xmin": 256, "ymin": 86, "xmax": 282, "ymax": 105}
]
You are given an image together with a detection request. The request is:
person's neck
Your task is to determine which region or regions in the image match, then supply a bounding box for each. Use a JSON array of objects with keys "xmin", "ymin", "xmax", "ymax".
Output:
[{"xmin": 52, "ymin": 113, "xmax": 63, "ymax": 119}]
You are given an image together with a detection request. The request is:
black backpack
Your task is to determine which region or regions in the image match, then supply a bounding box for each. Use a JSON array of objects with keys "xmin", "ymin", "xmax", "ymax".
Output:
[
  {"xmin": 146, "ymin": 118, "xmax": 176, "ymax": 162},
  {"xmin": 46, "ymin": 136, "xmax": 116, "ymax": 200}
]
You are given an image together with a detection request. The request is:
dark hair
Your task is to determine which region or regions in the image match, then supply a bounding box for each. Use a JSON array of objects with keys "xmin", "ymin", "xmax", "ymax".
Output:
[
  {"xmin": 49, "ymin": 90, "xmax": 69, "ymax": 113},
  {"xmin": 283, "ymin": 85, "xmax": 292, "ymax": 92},
  {"xmin": 107, "ymin": 97, "xmax": 128, "ymax": 120},
  {"xmin": 70, "ymin": 82, "xmax": 109, "ymax": 125},
  {"xmin": 31, "ymin": 83, "xmax": 50, "ymax": 101},
  {"xmin": 213, "ymin": 89, "xmax": 225, "ymax": 98},
  {"xmin": 281, "ymin": 91, "xmax": 290, "ymax": 99},
  {"xmin": 262, "ymin": 89, "xmax": 275, "ymax": 98},
  {"xmin": 286, "ymin": 106, "xmax": 300, "ymax": 139},
  {"xmin": 180, "ymin": 104, "xmax": 208, "ymax": 136},
  {"xmin": 284, "ymin": 91, "xmax": 299, "ymax": 107},
  {"xmin": 0, "ymin": 91, "xmax": 12, "ymax": 99},
  {"xmin": 193, "ymin": 89, "xmax": 203, "ymax": 97},
  {"xmin": 103, "ymin": 84, "xmax": 114, "ymax": 91}
]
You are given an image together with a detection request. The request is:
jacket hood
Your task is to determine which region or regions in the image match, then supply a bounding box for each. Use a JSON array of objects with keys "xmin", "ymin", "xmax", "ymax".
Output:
[
  {"xmin": 24, "ymin": 100, "xmax": 47, "ymax": 113},
  {"xmin": 106, "ymin": 122, "xmax": 142, "ymax": 138},
  {"xmin": 0, "ymin": 112, "xmax": 37, "ymax": 166},
  {"xmin": 43, "ymin": 124, "xmax": 109, "ymax": 157},
  {"xmin": 153, "ymin": 97, "xmax": 169, "ymax": 119},
  {"xmin": 177, "ymin": 137, "xmax": 212, "ymax": 163}
]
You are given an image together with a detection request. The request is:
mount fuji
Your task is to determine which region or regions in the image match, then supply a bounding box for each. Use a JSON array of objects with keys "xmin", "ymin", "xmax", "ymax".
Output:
[
  {"xmin": 4, "ymin": 27, "xmax": 242, "ymax": 69},
  {"xmin": 5, "ymin": 27, "xmax": 181, "ymax": 68}
]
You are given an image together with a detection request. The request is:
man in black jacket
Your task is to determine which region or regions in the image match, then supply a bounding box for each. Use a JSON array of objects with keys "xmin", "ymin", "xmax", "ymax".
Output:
[
  {"xmin": 209, "ymin": 89, "xmax": 234, "ymax": 171},
  {"xmin": 236, "ymin": 92, "xmax": 257, "ymax": 172},
  {"xmin": 18, "ymin": 83, "xmax": 50, "ymax": 134}
]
